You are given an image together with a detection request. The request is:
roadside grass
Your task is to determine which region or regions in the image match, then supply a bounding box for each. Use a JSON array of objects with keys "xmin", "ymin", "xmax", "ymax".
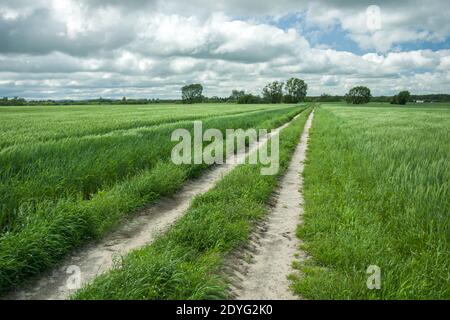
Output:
[
  {"xmin": 291, "ymin": 104, "xmax": 450, "ymax": 299},
  {"xmin": 0, "ymin": 104, "xmax": 304, "ymax": 294},
  {"xmin": 72, "ymin": 107, "xmax": 313, "ymax": 299}
]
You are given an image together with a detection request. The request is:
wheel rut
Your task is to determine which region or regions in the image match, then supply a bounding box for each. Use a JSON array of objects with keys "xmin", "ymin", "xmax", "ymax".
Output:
[{"xmin": 230, "ymin": 111, "xmax": 314, "ymax": 300}]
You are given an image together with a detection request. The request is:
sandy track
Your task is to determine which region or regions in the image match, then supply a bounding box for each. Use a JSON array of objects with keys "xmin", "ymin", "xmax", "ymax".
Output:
[
  {"xmin": 232, "ymin": 111, "xmax": 314, "ymax": 300},
  {"xmin": 4, "ymin": 113, "xmax": 302, "ymax": 300}
]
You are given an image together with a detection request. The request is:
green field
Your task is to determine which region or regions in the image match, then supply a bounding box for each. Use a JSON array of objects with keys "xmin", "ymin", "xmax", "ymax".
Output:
[
  {"xmin": 292, "ymin": 103, "xmax": 450, "ymax": 299},
  {"xmin": 0, "ymin": 102, "xmax": 448, "ymax": 299},
  {"xmin": 0, "ymin": 103, "xmax": 305, "ymax": 293},
  {"xmin": 0, "ymin": 104, "xmax": 287, "ymax": 148},
  {"xmin": 73, "ymin": 108, "xmax": 312, "ymax": 299}
]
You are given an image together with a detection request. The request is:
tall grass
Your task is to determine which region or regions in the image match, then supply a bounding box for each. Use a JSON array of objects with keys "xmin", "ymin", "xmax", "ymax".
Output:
[
  {"xmin": 0, "ymin": 103, "xmax": 278, "ymax": 148},
  {"xmin": 0, "ymin": 104, "xmax": 304, "ymax": 294},
  {"xmin": 73, "ymin": 107, "xmax": 312, "ymax": 299},
  {"xmin": 291, "ymin": 104, "xmax": 450, "ymax": 299},
  {"xmin": 0, "ymin": 105, "xmax": 299, "ymax": 232}
]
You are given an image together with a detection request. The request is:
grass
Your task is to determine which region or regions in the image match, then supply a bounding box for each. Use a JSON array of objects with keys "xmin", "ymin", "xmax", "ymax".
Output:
[
  {"xmin": 0, "ymin": 103, "xmax": 280, "ymax": 149},
  {"xmin": 0, "ymin": 105, "xmax": 300, "ymax": 232},
  {"xmin": 291, "ymin": 103, "xmax": 450, "ymax": 299},
  {"xmin": 72, "ymin": 107, "xmax": 313, "ymax": 299},
  {"xmin": 0, "ymin": 103, "xmax": 304, "ymax": 294}
]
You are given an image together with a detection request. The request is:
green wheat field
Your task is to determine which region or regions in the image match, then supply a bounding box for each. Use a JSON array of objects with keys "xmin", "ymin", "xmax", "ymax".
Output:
[{"xmin": 0, "ymin": 103, "xmax": 448, "ymax": 299}]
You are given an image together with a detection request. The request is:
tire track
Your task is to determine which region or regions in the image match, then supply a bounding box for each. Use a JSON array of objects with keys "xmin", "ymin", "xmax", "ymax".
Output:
[{"xmin": 230, "ymin": 111, "xmax": 314, "ymax": 300}]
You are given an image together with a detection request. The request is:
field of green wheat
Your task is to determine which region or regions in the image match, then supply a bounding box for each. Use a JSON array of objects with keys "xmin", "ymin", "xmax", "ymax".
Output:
[
  {"xmin": 0, "ymin": 103, "xmax": 305, "ymax": 293},
  {"xmin": 292, "ymin": 103, "xmax": 450, "ymax": 299},
  {"xmin": 0, "ymin": 102, "xmax": 448, "ymax": 300}
]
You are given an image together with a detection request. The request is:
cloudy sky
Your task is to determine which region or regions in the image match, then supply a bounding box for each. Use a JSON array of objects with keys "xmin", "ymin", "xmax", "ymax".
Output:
[{"xmin": 0, "ymin": 0, "xmax": 449, "ymax": 99}]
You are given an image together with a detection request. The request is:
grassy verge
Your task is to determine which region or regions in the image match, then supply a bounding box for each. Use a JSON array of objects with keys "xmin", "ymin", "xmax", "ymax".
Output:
[
  {"xmin": 73, "ymin": 107, "xmax": 312, "ymax": 299},
  {"xmin": 291, "ymin": 105, "xmax": 449, "ymax": 299},
  {"xmin": 0, "ymin": 105, "xmax": 305, "ymax": 294}
]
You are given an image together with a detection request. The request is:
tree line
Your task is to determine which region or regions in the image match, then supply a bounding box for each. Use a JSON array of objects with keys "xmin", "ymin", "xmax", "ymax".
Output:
[
  {"xmin": 2, "ymin": 81, "xmax": 449, "ymax": 106},
  {"xmin": 343, "ymin": 87, "xmax": 411, "ymax": 105},
  {"xmin": 0, "ymin": 97, "xmax": 180, "ymax": 106},
  {"xmin": 180, "ymin": 82, "xmax": 419, "ymax": 106},
  {"xmin": 181, "ymin": 78, "xmax": 308, "ymax": 104},
  {"xmin": 0, "ymin": 97, "xmax": 27, "ymax": 106}
]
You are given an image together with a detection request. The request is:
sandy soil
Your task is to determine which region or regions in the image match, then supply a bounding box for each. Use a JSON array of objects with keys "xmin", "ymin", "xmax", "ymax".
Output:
[
  {"xmin": 232, "ymin": 111, "xmax": 314, "ymax": 300},
  {"xmin": 4, "ymin": 113, "xmax": 300, "ymax": 300}
]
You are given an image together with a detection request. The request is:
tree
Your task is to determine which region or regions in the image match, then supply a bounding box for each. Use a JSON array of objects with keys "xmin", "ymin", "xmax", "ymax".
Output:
[
  {"xmin": 181, "ymin": 84, "xmax": 203, "ymax": 104},
  {"xmin": 345, "ymin": 86, "xmax": 371, "ymax": 104},
  {"xmin": 237, "ymin": 93, "xmax": 263, "ymax": 104},
  {"xmin": 262, "ymin": 81, "xmax": 284, "ymax": 103},
  {"xmin": 391, "ymin": 90, "xmax": 410, "ymax": 105},
  {"xmin": 229, "ymin": 90, "xmax": 245, "ymax": 102},
  {"xmin": 391, "ymin": 96, "xmax": 398, "ymax": 104},
  {"xmin": 316, "ymin": 94, "xmax": 342, "ymax": 102},
  {"xmin": 285, "ymin": 77, "xmax": 308, "ymax": 103}
]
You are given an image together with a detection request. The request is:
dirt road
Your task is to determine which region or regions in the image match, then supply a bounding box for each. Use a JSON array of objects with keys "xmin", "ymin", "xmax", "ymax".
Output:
[{"xmin": 233, "ymin": 111, "xmax": 314, "ymax": 300}]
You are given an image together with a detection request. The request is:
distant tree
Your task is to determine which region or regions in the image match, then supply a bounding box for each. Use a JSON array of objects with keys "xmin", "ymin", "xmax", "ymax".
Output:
[
  {"xmin": 391, "ymin": 90, "xmax": 410, "ymax": 105},
  {"xmin": 345, "ymin": 86, "xmax": 371, "ymax": 104},
  {"xmin": 203, "ymin": 95, "xmax": 228, "ymax": 103},
  {"xmin": 316, "ymin": 94, "xmax": 342, "ymax": 102},
  {"xmin": 0, "ymin": 96, "xmax": 27, "ymax": 106},
  {"xmin": 0, "ymin": 97, "xmax": 8, "ymax": 105},
  {"xmin": 181, "ymin": 84, "xmax": 203, "ymax": 104},
  {"xmin": 285, "ymin": 77, "xmax": 308, "ymax": 103},
  {"xmin": 229, "ymin": 90, "xmax": 245, "ymax": 102},
  {"xmin": 262, "ymin": 81, "xmax": 284, "ymax": 103},
  {"xmin": 237, "ymin": 93, "xmax": 263, "ymax": 104},
  {"xmin": 390, "ymin": 95, "xmax": 398, "ymax": 105}
]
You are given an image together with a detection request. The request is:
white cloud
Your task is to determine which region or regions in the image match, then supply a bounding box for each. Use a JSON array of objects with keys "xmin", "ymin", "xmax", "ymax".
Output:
[
  {"xmin": 321, "ymin": 75, "xmax": 339, "ymax": 86},
  {"xmin": 304, "ymin": 0, "xmax": 450, "ymax": 53},
  {"xmin": 0, "ymin": 0, "xmax": 449, "ymax": 99},
  {"xmin": 131, "ymin": 12, "xmax": 308, "ymax": 63}
]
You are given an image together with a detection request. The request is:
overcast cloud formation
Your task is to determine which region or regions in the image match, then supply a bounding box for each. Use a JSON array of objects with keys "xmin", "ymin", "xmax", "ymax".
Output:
[{"xmin": 0, "ymin": 0, "xmax": 449, "ymax": 99}]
